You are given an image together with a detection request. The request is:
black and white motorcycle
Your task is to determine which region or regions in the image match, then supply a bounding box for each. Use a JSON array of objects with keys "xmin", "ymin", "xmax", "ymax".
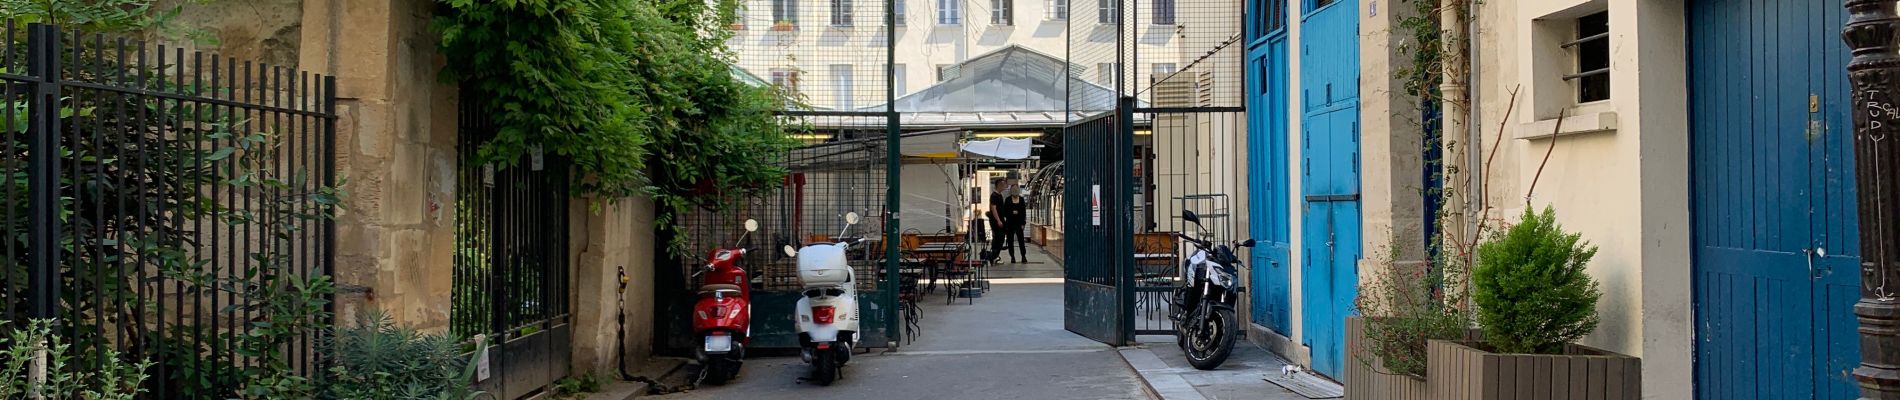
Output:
[{"xmin": 1169, "ymin": 209, "xmax": 1255, "ymax": 370}]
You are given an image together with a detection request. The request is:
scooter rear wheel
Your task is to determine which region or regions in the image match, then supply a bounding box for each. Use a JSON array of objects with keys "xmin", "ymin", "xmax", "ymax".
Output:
[
  {"xmin": 811, "ymin": 349, "xmax": 839, "ymax": 386},
  {"xmin": 702, "ymin": 360, "xmax": 731, "ymax": 385}
]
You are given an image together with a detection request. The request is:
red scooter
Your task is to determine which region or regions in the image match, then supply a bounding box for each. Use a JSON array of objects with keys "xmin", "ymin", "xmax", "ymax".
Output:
[{"xmin": 692, "ymin": 219, "xmax": 759, "ymax": 385}]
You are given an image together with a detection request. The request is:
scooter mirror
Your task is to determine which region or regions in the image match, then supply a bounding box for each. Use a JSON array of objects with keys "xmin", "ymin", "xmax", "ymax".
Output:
[
  {"xmin": 744, "ymin": 219, "xmax": 759, "ymax": 232},
  {"xmin": 1239, "ymin": 239, "xmax": 1257, "ymax": 248},
  {"xmin": 1182, "ymin": 210, "xmax": 1200, "ymax": 224},
  {"xmin": 782, "ymin": 245, "xmax": 799, "ymax": 257},
  {"xmin": 844, "ymin": 212, "xmax": 861, "ymax": 225}
]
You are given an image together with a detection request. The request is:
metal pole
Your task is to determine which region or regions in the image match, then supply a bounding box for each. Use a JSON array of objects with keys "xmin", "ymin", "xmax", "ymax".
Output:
[
  {"xmin": 884, "ymin": 0, "xmax": 903, "ymax": 346},
  {"xmin": 1846, "ymin": 0, "xmax": 1900, "ymax": 397},
  {"xmin": 26, "ymin": 24, "xmax": 62, "ymax": 319}
]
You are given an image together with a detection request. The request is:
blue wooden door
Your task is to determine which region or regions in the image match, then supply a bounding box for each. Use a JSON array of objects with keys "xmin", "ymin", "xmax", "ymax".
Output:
[
  {"xmin": 1689, "ymin": 0, "xmax": 1860, "ymax": 398},
  {"xmin": 1246, "ymin": 0, "xmax": 1292, "ymax": 334},
  {"xmin": 1298, "ymin": 0, "xmax": 1359, "ymax": 379}
]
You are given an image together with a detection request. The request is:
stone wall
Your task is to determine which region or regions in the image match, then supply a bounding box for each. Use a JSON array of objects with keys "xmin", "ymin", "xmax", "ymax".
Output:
[
  {"xmin": 295, "ymin": 0, "xmax": 460, "ymax": 330},
  {"xmin": 570, "ymin": 197, "xmax": 661, "ymax": 374}
]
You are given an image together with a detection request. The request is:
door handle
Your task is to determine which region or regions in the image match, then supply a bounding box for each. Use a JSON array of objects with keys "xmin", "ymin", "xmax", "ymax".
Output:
[{"xmin": 1804, "ymin": 247, "xmax": 1829, "ymax": 279}]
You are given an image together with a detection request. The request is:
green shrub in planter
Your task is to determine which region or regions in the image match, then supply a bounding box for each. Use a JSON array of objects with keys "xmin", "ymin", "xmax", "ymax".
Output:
[{"xmin": 1473, "ymin": 207, "xmax": 1601, "ymax": 355}]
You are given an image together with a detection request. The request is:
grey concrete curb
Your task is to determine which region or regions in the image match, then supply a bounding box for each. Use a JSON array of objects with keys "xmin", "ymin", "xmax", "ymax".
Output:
[{"xmin": 1118, "ymin": 345, "xmax": 1210, "ymax": 400}]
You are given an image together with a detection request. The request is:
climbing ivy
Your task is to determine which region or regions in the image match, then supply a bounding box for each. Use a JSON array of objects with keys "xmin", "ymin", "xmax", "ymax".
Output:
[{"xmin": 433, "ymin": 0, "xmax": 800, "ymax": 254}]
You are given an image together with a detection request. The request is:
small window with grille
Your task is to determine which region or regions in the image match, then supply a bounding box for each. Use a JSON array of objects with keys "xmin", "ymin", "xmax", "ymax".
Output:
[
  {"xmin": 1048, "ymin": 0, "xmax": 1068, "ymax": 20},
  {"xmin": 1152, "ymin": 0, "xmax": 1174, "ymax": 25},
  {"xmin": 831, "ymin": 0, "xmax": 853, "ymax": 26},
  {"xmin": 1567, "ymin": 11, "xmax": 1610, "ymax": 103},
  {"xmin": 993, "ymin": 0, "xmax": 1014, "ymax": 25},
  {"xmin": 1098, "ymin": 0, "xmax": 1119, "ymax": 24},
  {"xmin": 938, "ymin": 0, "xmax": 962, "ymax": 25},
  {"xmin": 774, "ymin": 0, "xmax": 799, "ymax": 26}
]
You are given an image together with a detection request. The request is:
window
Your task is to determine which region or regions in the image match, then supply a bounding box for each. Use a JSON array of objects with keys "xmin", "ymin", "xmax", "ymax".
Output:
[
  {"xmin": 1096, "ymin": 62, "xmax": 1120, "ymax": 86},
  {"xmin": 1249, "ymin": 0, "xmax": 1284, "ymax": 40},
  {"xmin": 894, "ymin": 64, "xmax": 909, "ymax": 95},
  {"xmin": 770, "ymin": 68, "xmax": 801, "ymax": 94},
  {"xmin": 773, "ymin": 0, "xmax": 799, "ymax": 25},
  {"xmin": 894, "ymin": 0, "xmax": 906, "ymax": 25},
  {"xmin": 992, "ymin": 0, "xmax": 1013, "ymax": 25},
  {"xmin": 1152, "ymin": 63, "xmax": 1177, "ymax": 75},
  {"xmin": 936, "ymin": 64, "xmax": 957, "ymax": 81},
  {"xmin": 938, "ymin": 0, "xmax": 961, "ymax": 24},
  {"xmin": 1152, "ymin": 0, "xmax": 1173, "ymax": 25},
  {"xmin": 1098, "ymin": 0, "xmax": 1118, "ymax": 24},
  {"xmin": 1567, "ymin": 11, "xmax": 1610, "ymax": 102},
  {"xmin": 1311, "ymin": 0, "xmax": 1334, "ymax": 9},
  {"xmin": 1047, "ymin": 0, "xmax": 1068, "ymax": 20},
  {"xmin": 830, "ymin": 64, "xmax": 855, "ymax": 108},
  {"xmin": 831, "ymin": 0, "xmax": 853, "ymax": 26}
]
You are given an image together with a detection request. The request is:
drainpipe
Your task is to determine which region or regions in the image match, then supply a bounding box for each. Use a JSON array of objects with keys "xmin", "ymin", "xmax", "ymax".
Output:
[
  {"xmin": 1439, "ymin": 0, "xmax": 1471, "ymax": 251},
  {"xmin": 1465, "ymin": 0, "xmax": 1482, "ymax": 236},
  {"xmin": 1843, "ymin": 0, "xmax": 1900, "ymax": 397}
]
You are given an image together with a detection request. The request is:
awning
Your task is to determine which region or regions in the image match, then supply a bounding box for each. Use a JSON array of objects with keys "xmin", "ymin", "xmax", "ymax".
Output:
[{"xmin": 960, "ymin": 138, "xmax": 1033, "ymax": 160}]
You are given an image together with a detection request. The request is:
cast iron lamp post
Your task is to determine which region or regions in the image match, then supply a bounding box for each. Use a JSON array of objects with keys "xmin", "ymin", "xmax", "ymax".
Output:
[{"xmin": 1846, "ymin": 0, "xmax": 1900, "ymax": 398}]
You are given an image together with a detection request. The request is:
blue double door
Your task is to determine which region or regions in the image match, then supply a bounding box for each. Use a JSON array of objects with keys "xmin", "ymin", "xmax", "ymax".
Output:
[
  {"xmin": 1300, "ymin": 0, "xmax": 1361, "ymax": 380},
  {"xmin": 1245, "ymin": 0, "xmax": 1293, "ymax": 339},
  {"xmin": 1247, "ymin": 0, "xmax": 1358, "ymax": 379},
  {"xmin": 1689, "ymin": 0, "xmax": 1860, "ymax": 398}
]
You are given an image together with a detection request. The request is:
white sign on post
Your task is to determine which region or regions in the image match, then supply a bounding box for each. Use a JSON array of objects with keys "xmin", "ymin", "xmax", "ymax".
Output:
[
  {"xmin": 1091, "ymin": 185, "xmax": 1102, "ymax": 226},
  {"xmin": 473, "ymin": 334, "xmax": 491, "ymax": 382}
]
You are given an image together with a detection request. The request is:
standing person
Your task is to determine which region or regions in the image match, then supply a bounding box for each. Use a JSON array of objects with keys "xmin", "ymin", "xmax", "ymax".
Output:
[
  {"xmin": 985, "ymin": 181, "xmax": 1008, "ymax": 262},
  {"xmin": 1002, "ymin": 185, "xmax": 1029, "ymax": 263}
]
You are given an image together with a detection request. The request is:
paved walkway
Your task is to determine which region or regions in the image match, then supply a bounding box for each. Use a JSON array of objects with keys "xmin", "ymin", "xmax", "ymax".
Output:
[
  {"xmin": 1120, "ymin": 338, "xmax": 1313, "ymax": 400},
  {"xmin": 652, "ymin": 246, "xmax": 1150, "ymax": 400}
]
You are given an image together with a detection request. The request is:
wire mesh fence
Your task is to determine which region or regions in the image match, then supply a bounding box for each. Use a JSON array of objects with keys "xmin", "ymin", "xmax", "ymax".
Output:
[{"xmin": 0, "ymin": 23, "xmax": 338, "ymax": 398}]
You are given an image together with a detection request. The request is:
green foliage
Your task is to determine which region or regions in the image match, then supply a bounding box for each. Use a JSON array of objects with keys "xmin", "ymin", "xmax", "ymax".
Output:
[
  {"xmin": 552, "ymin": 373, "xmax": 602, "ymax": 397},
  {"xmin": 0, "ymin": 319, "xmax": 151, "ymax": 400},
  {"xmin": 1353, "ymin": 240, "xmax": 1472, "ymax": 378},
  {"xmin": 323, "ymin": 310, "xmax": 487, "ymax": 400},
  {"xmin": 433, "ymin": 0, "xmax": 800, "ymax": 255},
  {"xmin": 0, "ymin": 0, "xmax": 213, "ymax": 42},
  {"xmin": 1473, "ymin": 207, "xmax": 1601, "ymax": 355}
]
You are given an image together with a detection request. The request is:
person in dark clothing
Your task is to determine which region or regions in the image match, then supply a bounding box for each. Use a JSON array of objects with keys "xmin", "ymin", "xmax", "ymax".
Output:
[
  {"xmin": 1002, "ymin": 188, "xmax": 1029, "ymax": 263},
  {"xmin": 986, "ymin": 183, "xmax": 1008, "ymax": 262}
]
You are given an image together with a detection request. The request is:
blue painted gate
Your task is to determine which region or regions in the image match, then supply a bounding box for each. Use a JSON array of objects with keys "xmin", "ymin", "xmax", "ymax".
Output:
[
  {"xmin": 1689, "ymin": 1, "xmax": 1861, "ymax": 398},
  {"xmin": 1298, "ymin": 0, "xmax": 1360, "ymax": 380},
  {"xmin": 1246, "ymin": 0, "xmax": 1292, "ymax": 335}
]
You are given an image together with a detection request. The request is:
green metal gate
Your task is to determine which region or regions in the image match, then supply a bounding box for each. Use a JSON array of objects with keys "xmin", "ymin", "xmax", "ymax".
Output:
[{"xmin": 1063, "ymin": 103, "xmax": 1137, "ymax": 346}]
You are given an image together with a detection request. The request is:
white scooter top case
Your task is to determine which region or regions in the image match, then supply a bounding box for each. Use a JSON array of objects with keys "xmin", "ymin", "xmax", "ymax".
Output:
[{"xmin": 796, "ymin": 243, "xmax": 853, "ymax": 286}]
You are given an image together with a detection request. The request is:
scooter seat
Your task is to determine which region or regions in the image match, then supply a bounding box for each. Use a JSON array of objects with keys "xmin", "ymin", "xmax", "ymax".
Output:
[{"xmin": 699, "ymin": 284, "xmax": 743, "ymax": 294}]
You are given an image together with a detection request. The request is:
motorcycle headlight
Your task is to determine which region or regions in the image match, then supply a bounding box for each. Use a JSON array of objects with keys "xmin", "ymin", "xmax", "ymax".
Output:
[{"xmin": 1206, "ymin": 267, "xmax": 1235, "ymax": 287}]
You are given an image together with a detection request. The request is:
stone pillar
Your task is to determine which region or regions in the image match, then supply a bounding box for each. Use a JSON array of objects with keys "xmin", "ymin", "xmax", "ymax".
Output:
[
  {"xmin": 569, "ymin": 197, "xmax": 659, "ymax": 374},
  {"xmin": 1845, "ymin": 0, "xmax": 1900, "ymax": 397},
  {"xmin": 299, "ymin": 0, "xmax": 461, "ymax": 330}
]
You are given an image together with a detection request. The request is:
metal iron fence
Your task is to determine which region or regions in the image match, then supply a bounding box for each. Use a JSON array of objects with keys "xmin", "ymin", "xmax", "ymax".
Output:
[
  {"xmin": 451, "ymin": 85, "xmax": 574, "ymax": 399},
  {"xmin": 665, "ymin": 111, "xmax": 897, "ymax": 352},
  {"xmin": 0, "ymin": 23, "xmax": 338, "ymax": 398}
]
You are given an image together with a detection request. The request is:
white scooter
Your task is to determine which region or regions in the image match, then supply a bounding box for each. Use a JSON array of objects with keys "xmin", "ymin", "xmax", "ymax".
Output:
[{"xmin": 782, "ymin": 212, "xmax": 864, "ymax": 386}]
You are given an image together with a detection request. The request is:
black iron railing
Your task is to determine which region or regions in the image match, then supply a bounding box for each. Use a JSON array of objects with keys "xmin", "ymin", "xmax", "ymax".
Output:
[{"xmin": 0, "ymin": 23, "xmax": 338, "ymax": 398}]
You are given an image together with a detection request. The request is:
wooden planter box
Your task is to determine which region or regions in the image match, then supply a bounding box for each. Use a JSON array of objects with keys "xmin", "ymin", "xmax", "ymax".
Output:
[
  {"xmin": 1426, "ymin": 340, "xmax": 1641, "ymax": 400},
  {"xmin": 1345, "ymin": 317, "xmax": 1431, "ymax": 400}
]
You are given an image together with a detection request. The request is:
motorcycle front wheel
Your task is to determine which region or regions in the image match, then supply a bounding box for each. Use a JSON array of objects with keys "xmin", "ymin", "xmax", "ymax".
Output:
[
  {"xmin": 1185, "ymin": 307, "xmax": 1236, "ymax": 370},
  {"xmin": 811, "ymin": 349, "xmax": 839, "ymax": 385}
]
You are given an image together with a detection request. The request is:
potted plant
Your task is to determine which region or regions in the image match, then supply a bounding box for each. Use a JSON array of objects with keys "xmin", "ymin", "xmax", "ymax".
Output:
[
  {"xmin": 730, "ymin": 22, "xmax": 748, "ymax": 30},
  {"xmin": 1425, "ymin": 207, "xmax": 1639, "ymax": 400},
  {"xmin": 1346, "ymin": 243, "xmax": 1473, "ymax": 400},
  {"xmin": 771, "ymin": 21, "xmax": 796, "ymax": 31}
]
